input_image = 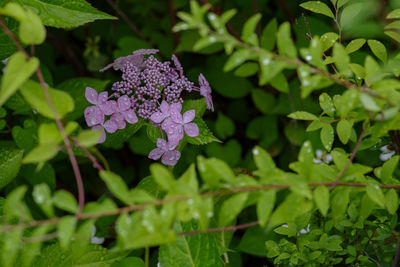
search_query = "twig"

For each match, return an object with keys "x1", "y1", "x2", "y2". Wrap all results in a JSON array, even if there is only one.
[
  {"x1": 22, "y1": 232, "x2": 58, "y2": 243},
  {"x1": 251, "y1": 0, "x2": 261, "y2": 41},
  {"x1": 3, "y1": 181, "x2": 400, "y2": 233},
  {"x1": 330, "y1": 124, "x2": 367, "y2": 189},
  {"x1": 168, "y1": 0, "x2": 179, "y2": 49},
  {"x1": 278, "y1": 0, "x2": 295, "y2": 24},
  {"x1": 105, "y1": 0, "x2": 152, "y2": 47},
  {"x1": 393, "y1": 238, "x2": 400, "y2": 267},
  {"x1": 179, "y1": 221, "x2": 259, "y2": 236},
  {"x1": 72, "y1": 138, "x2": 104, "y2": 171},
  {"x1": 0, "y1": 16, "x2": 86, "y2": 217}
]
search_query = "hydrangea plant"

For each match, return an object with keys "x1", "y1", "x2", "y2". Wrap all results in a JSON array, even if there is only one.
[{"x1": 84, "y1": 49, "x2": 213, "y2": 165}]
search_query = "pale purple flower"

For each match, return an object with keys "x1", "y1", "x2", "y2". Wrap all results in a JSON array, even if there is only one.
[
  {"x1": 172, "y1": 54, "x2": 183, "y2": 77},
  {"x1": 150, "y1": 100, "x2": 170, "y2": 123},
  {"x1": 163, "y1": 102, "x2": 199, "y2": 141},
  {"x1": 99, "y1": 54, "x2": 144, "y2": 72},
  {"x1": 85, "y1": 87, "x2": 117, "y2": 116},
  {"x1": 84, "y1": 106, "x2": 105, "y2": 127},
  {"x1": 148, "y1": 138, "x2": 181, "y2": 166},
  {"x1": 199, "y1": 73, "x2": 214, "y2": 112},
  {"x1": 133, "y1": 49, "x2": 159, "y2": 55}
]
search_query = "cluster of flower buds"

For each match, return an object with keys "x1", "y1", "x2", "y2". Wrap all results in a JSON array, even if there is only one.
[{"x1": 84, "y1": 49, "x2": 214, "y2": 165}]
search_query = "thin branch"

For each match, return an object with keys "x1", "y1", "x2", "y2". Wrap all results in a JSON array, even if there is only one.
[
  {"x1": 179, "y1": 221, "x2": 259, "y2": 236},
  {"x1": 0, "y1": 16, "x2": 86, "y2": 217},
  {"x1": 330, "y1": 124, "x2": 367, "y2": 189},
  {"x1": 3, "y1": 181, "x2": 400, "y2": 233},
  {"x1": 72, "y1": 138, "x2": 104, "y2": 171},
  {"x1": 22, "y1": 232, "x2": 58, "y2": 243},
  {"x1": 105, "y1": 0, "x2": 152, "y2": 47},
  {"x1": 278, "y1": 0, "x2": 295, "y2": 24},
  {"x1": 251, "y1": 0, "x2": 261, "y2": 41},
  {"x1": 168, "y1": 0, "x2": 179, "y2": 49},
  {"x1": 393, "y1": 237, "x2": 400, "y2": 267}
]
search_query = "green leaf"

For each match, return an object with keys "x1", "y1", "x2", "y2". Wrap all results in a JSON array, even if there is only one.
[
  {"x1": 345, "y1": 39, "x2": 366, "y2": 54},
  {"x1": 0, "y1": 17, "x2": 18, "y2": 60},
  {"x1": 32, "y1": 242, "x2": 128, "y2": 266},
  {"x1": 385, "y1": 189, "x2": 398, "y2": 215},
  {"x1": 321, "y1": 124, "x2": 334, "y2": 151},
  {"x1": 288, "y1": 111, "x2": 318, "y2": 120},
  {"x1": 337, "y1": 0, "x2": 351, "y2": 8},
  {"x1": 1, "y1": 228, "x2": 22, "y2": 267},
  {"x1": 182, "y1": 98, "x2": 207, "y2": 118},
  {"x1": 242, "y1": 13, "x2": 261, "y2": 46},
  {"x1": 215, "y1": 112, "x2": 235, "y2": 139},
  {"x1": 360, "y1": 93, "x2": 380, "y2": 111},
  {"x1": 219, "y1": 192, "x2": 248, "y2": 226},
  {"x1": 300, "y1": 1, "x2": 335, "y2": 18},
  {"x1": 187, "y1": 117, "x2": 220, "y2": 145},
  {"x1": 385, "y1": 20, "x2": 400, "y2": 30},
  {"x1": 331, "y1": 188, "x2": 350, "y2": 219},
  {"x1": 313, "y1": 186, "x2": 329, "y2": 216},
  {"x1": 366, "y1": 182, "x2": 385, "y2": 208},
  {"x1": 111, "y1": 257, "x2": 145, "y2": 267},
  {"x1": 257, "y1": 190, "x2": 276, "y2": 227},
  {"x1": 381, "y1": 155, "x2": 399, "y2": 182},
  {"x1": 277, "y1": 22, "x2": 297, "y2": 59},
  {"x1": 158, "y1": 221, "x2": 223, "y2": 267},
  {"x1": 223, "y1": 49, "x2": 252, "y2": 72},
  {"x1": 58, "y1": 215, "x2": 76, "y2": 249},
  {"x1": 234, "y1": 62, "x2": 259, "y2": 77},
  {"x1": 333, "y1": 43, "x2": 352, "y2": 77},
  {"x1": 270, "y1": 73, "x2": 289, "y2": 93},
  {"x1": 32, "y1": 183, "x2": 54, "y2": 217},
  {"x1": 0, "y1": 3, "x2": 46, "y2": 44},
  {"x1": 385, "y1": 30, "x2": 400, "y2": 43},
  {"x1": 22, "y1": 143, "x2": 59, "y2": 164},
  {"x1": 251, "y1": 89, "x2": 276, "y2": 115},
  {"x1": 0, "y1": 147, "x2": 23, "y2": 189},
  {"x1": 387, "y1": 8, "x2": 400, "y2": 19},
  {"x1": 321, "y1": 32, "x2": 339, "y2": 51},
  {"x1": 319, "y1": 93, "x2": 335, "y2": 117},
  {"x1": 258, "y1": 54, "x2": 287, "y2": 85},
  {"x1": 20, "y1": 80, "x2": 74, "y2": 119},
  {"x1": 365, "y1": 56, "x2": 381, "y2": 86},
  {"x1": 4, "y1": 185, "x2": 29, "y2": 222},
  {"x1": 100, "y1": 170, "x2": 132, "y2": 204},
  {"x1": 367, "y1": 39, "x2": 387, "y2": 62},
  {"x1": 53, "y1": 189, "x2": 78, "y2": 213},
  {"x1": 252, "y1": 146, "x2": 276, "y2": 173},
  {"x1": 0, "y1": 52, "x2": 39, "y2": 106},
  {"x1": 150, "y1": 163, "x2": 176, "y2": 191},
  {"x1": 15, "y1": 0, "x2": 116, "y2": 28},
  {"x1": 76, "y1": 129, "x2": 102, "y2": 147},
  {"x1": 336, "y1": 120, "x2": 351, "y2": 144},
  {"x1": 261, "y1": 18, "x2": 277, "y2": 50},
  {"x1": 197, "y1": 156, "x2": 236, "y2": 187}
]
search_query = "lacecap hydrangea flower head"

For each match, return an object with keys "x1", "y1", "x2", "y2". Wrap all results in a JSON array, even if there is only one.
[{"x1": 84, "y1": 49, "x2": 214, "y2": 166}]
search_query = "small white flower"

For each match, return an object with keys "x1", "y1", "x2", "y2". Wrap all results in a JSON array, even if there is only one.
[
  {"x1": 313, "y1": 149, "x2": 332, "y2": 164},
  {"x1": 379, "y1": 145, "x2": 395, "y2": 161},
  {"x1": 90, "y1": 225, "x2": 105, "y2": 245}
]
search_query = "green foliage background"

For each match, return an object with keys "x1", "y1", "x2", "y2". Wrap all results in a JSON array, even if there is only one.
[{"x1": 2, "y1": 0, "x2": 400, "y2": 266}]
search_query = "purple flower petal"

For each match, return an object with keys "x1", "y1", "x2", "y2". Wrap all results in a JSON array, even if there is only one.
[
  {"x1": 171, "y1": 111, "x2": 183, "y2": 124},
  {"x1": 184, "y1": 123, "x2": 199, "y2": 137},
  {"x1": 100, "y1": 100, "x2": 117, "y2": 116},
  {"x1": 84, "y1": 106, "x2": 104, "y2": 127},
  {"x1": 148, "y1": 148, "x2": 164, "y2": 160},
  {"x1": 133, "y1": 49, "x2": 159, "y2": 55},
  {"x1": 167, "y1": 139, "x2": 179, "y2": 150},
  {"x1": 156, "y1": 138, "x2": 168, "y2": 151},
  {"x1": 161, "y1": 150, "x2": 181, "y2": 166},
  {"x1": 183, "y1": 110, "x2": 195, "y2": 124},
  {"x1": 162, "y1": 118, "x2": 181, "y2": 135},
  {"x1": 160, "y1": 100, "x2": 169, "y2": 114},
  {"x1": 169, "y1": 102, "x2": 182, "y2": 115},
  {"x1": 98, "y1": 92, "x2": 109, "y2": 104},
  {"x1": 124, "y1": 109, "x2": 138, "y2": 124},
  {"x1": 150, "y1": 111, "x2": 166, "y2": 124},
  {"x1": 85, "y1": 87, "x2": 98, "y2": 105},
  {"x1": 172, "y1": 54, "x2": 183, "y2": 77},
  {"x1": 168, "y1": 127, "x2": 184, "y2": 142},
  {"x1": 104, "y1": 119, "x2": 118, "y2": 133},
  {"x1": 92, "y1": 125, "x2": 106, "y2": 144},
  {"x1": 111, "y1": 113, "x2": 126, "y2": 130},
  {"x1": 118, "y1": 95, "x2": 131, "y2": 111}
]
